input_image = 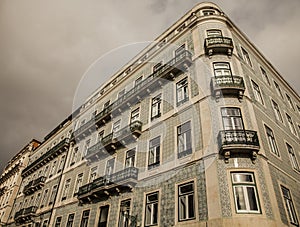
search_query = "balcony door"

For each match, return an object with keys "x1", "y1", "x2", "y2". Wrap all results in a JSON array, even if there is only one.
[
  {"x1": 213, "y1": 62, "x2": 232, "y2": 77},
  {"x1": 98, "y1": 205, "x2": 109, "y2": 227},
  {"x1": 221, "y1": 107, "x2": 244, "y2": 130},
  {"x1": 105, "y1": 158, "x2": 115, "y2": 176}
]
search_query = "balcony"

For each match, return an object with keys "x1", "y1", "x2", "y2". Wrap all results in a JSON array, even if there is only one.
[
  {"x1": 211, "y1": 76, "x2": 245, "y2": 101},
  {"x1": 218, "y1": 130, "x2": 260, "y2": 163},
  {"x1": 14, "y1": 206, "x2": 37, "y2": 224},
  {"x1": 23, "y1": 176, "x2": 46, "y2": 195},
  {"x1": 78, "y1": 167, "x2": 138, "y2": 204},
  {"x1": 22, "y1": 138, "x2": 70, "y2": 177},
  {"x1": 111, "y1": 50, "x2": 192, "y2": 115},
  {"x1": 204, "y1": 37, "x2": 234, "y2": 56},
  {"x1": 72, "y1": 106, "x2": 112, "y2": 142},
  {"x1": 71, "y1": 51, "x2": 192, "y2": 143},
  {"x1": 85, "y1": 121, "x2": 142, "y2": 162}
]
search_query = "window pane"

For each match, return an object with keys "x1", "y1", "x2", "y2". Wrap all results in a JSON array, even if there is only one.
[
  {"x1": 247, "y1": 187, "x2": 258, "y2": 211},
  {"x1": 234, "y1": 186, "x2": 246, "y2": 210}
]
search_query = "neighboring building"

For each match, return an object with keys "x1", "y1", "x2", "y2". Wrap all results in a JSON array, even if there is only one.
[
  {"x1": 0, "y1": 139, "x2": 40, "y2": 226},
  {"x1": 2, "y1": 2, "x2": 300, "y2": 227}
]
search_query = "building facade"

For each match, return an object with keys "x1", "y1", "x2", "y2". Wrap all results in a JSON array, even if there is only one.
[
  {"x1": 2, "y1": 2, "x2": 300, "y2": 227},
  {"x1": 0, "y1": 140, "x2": 40, "y2": 226}
]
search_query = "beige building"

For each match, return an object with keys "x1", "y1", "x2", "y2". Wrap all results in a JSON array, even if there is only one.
[
  {"x1": 2, "y1": 2, "x2": 300, "y2": 227},
  {"x1": 0, "y1": 139, "x2": 40, "y2": 226}
]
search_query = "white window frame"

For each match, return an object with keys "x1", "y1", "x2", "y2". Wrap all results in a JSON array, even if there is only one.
[
  {"x1": 251, "y1": 80, "x2": 264, "y2": 105},
  {"x1": 286, "y1": 143, "x2": 300, "y2": 172},
  {"x1": 145, "y1": 191, "x2": 159, "y2": 226},
  {"x1": 178, "y1": 181, "x2": 195, "y2": 221},
  {"x1": 265, "y1": 125, "x2": 280, "y2": 157},
  {"x1": 281, "y1": 186, "x2": 299, "y2": 226},
  {"x1": 231, "y1": 172, "x2": 260, "y2": 214},
  {"x1": 272, "y1": 100, "x2": 283, "y2": 123},
  {"x1": 176, "y1": 78, "x2": 189, "y2": 106}
]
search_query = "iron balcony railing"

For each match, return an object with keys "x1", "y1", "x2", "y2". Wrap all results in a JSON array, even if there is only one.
[
  {"x1": 14, "y1": 206, "x2": 37, "y2": 223},
  {"x1": 218, "y1": 130, "x2": 260, "y2": 148},
  {"x1": 78, "y1": 167, "x2": 138, "y2": 197},
  {"x1": 211, "y1": 75, "x2": 245, "y2": 100},
  {"x1": 86, "y1": 121, "x2": 142, "y2": 160},
  {"x1": 22, "y1": 138, "x2": 70, "y2": 177},
  {"x1": 23, "y1": 176, "x2": 46, "y2": 195},
  {"x1": 72, "y1": 50, "x2": 192, "y2": 142},
  {"x1": 212, "y1": 75, "x2": 245, "y2": 89},
  {"x1": 204, "y1": 37, "x2": 234, "y2": 56}
]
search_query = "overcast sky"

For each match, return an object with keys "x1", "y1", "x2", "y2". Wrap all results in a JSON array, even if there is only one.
[{"x1": 0, "y1": 0, "x2": 299, "y2": 172}]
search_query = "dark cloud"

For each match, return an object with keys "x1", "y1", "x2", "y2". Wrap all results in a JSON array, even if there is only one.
[{"x1": 0, "y1": 0, "x2": 299, "y2": 172}]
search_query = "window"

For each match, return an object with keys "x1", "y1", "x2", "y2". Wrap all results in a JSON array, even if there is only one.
[
  {"x1": 213, "y1": 62, "x2": 231, "y2": 76},
  {"x1": 66, "y1": 213, "x2": 75, "y2": 227},
  {"x1": 103, "y1": 100, "x2": 110, "y2": 109},
  {"x1": 42, "y1": 220, "x2": 48, "y2": 227},
  {"x1": 281, "y1": 186, "x2": 299, "y2": 226},
  {"x1": 113, "y1": 120, "x2": 121, "y2": 133},
  {"x1": 57, "y1": 155, "x2": 65, "y2": 173},
  {"x1": 175, "y1": 44, "x2": 186, "y2": 56},
  {"x1": 178, "y1": 182, "x2": 195, "y2": 221},
  {"x1": 151, "y1": 94, "x2": 161, "y2": 120},
  {"x1": 131, "y1": 108, "x2": 140, "y2": 122},
  {"x1": 74, "y1": 173, "x2": 83, "y2": 195},
  {"x1": 153, "y1": 62, "x2": 162, "y2": 72},
  {"x1": 265, "y1": 125, "x2": 280, "y2": 156},
  {"x1": 286, "y1": 94, "x2": 295, "y2": 110},
  {"x1": 48, "y1": 185, "x2": 58, "y2": 205},
  {"x1": 80, "y1": 210, "x2": 90, "y2": 227},
  {"x1": 98, "y1": 205, "x2": 109, "y2": 227},
  {"x1": 35, "y1": 193, "x2": 41, "y2": 207},
  {"x1": 274, "y1": 81, "x2": 284, "y2": 99},
  {"x1": 207, "y1": 29, "x2": 222, "y2": 37},
  {"x1": 231, "y1": 172, "x2": 260, "y2": 213},
  {"x1": 49, "y1": 161, "x2": 57, "y2": 177},
  {"x1": 80, "y1": 119, "x2": 86, "y2": 126},
  {"x1": 177, "y1": 121, "x2": 192, "y2": 158},
  {"x1": 83, "y1": 139, "x2": 91, "y2": 158},
  {"x1": 92, "y1": 109, "x2": 98, "y2": 117},
  {"x1": 176, "y1": 78, "x2": 189, "y2": 106},
  {"x1": 202, "y1": 10, "x2": 215, "y2": 16},
  {"x1": 40, "y1": 189, "x2": 49, "y2": 208},
  {"x1": 90, "y1": 166, "x2": 98, "y2": 182},
  {"x1": 125, "y1": 149, "x2": 136, "y2": 168},
  {"x1": 241, "y1": 47, "x2": 252, "y2": 67},
  {"x1": 106, "y1": 158, "x2": 115, "y2": 175},
  {"x1": 55, "y1": 216, "x2": 62, "y2": 227},
  {"x1": 44, "y1": 165, "x2": 49, "y2": 177},
  {"x1": 286, "y1": 113, "x2": 297, "y2": 135},
  {"x1": 260, "y1": 67, "x2": 270, "y2": 85},
  {"x1": 286, "y1": 144, "x2": 300, "y2": 171},
  {"x1": 145, "y1": 192, "x2": 159, "y2": 226},
  {"x1": 61, "y1": 179, "x2": 71, "y2": 201},
  {"x1": 98, "y1": 130, "x2": 104, "y2": 142},
  {"x1": 221, "y1": 108, "x2": 244, "y2": 130},
  {"x1": 118, "y1": 89, "x2": 126, "y2": 99},
  {"x1": 135, "y1": 76, "x2": 143, "y2": 87},
  {"x1": 118, "y1": 199, "x2": 131, "y2": 227},
  {"x1": 148, "y1": 137, "x2": 160, "y2": 169},
  {"x1": 70, "y1": 147, "x2": 78, "y2": 166},
  {"x1": 272, "y1": 100, "x2": 283, "y2": 122},
  {"x1": 252, "y1": 80, "x2": 264, "y2": 104}
]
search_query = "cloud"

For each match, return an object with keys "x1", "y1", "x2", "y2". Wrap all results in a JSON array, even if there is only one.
[{"x1": 0, "y1": 0, "x2": 299, "y2": 172}]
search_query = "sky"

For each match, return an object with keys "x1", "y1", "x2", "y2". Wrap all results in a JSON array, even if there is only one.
[{"x1": 0, "y1": 0, "x2": 299, "y2": 172}]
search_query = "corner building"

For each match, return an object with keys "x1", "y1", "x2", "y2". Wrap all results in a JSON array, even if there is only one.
[
  {"x1": 6, "y1": 2, "x2": 300, "y2": 227},
  {"x1": 0, "y1": 140, "x2": 40, "y2": 226}
]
